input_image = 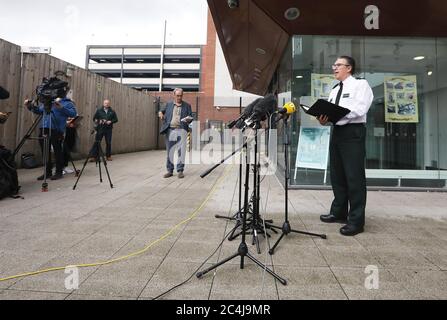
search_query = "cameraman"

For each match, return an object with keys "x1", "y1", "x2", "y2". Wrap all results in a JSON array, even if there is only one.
[
  {"x1": 24, "y1": 95, "x2": 77, "y2": 180},
  {"x1": 1, "y1": 86, "x2": 20, "y2": 200},
  {"x1": 89, "y1": 99, "x2": 118, "y2": 162}
]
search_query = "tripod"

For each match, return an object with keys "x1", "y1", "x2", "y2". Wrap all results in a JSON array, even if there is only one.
[
  {"x1": 269, "y1": 115, "x2": 326, "y2": 255},
  {"x1": 14, "y1": 107, "x2": 53, "y2": 192},
  {"x1": 225, "y1": 132, "x2": 277, "y2": 253},
  {"x1": 214, "y1": 135, "x2": 244, "y2": 240},
  {"x1": 196, "y1": 128, "x2": 287, "y2": 285},
  {"x1": 215, "y1": 100, "x2": 245, "y2": 229},
  {"x1": 73, "y1": 126, "x2": 113, "y2": 190}
]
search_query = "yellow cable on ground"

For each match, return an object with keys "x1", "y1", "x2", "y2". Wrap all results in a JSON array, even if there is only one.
[{"x1": 0, "y1": 165, "x2": 233, "y2": 282}]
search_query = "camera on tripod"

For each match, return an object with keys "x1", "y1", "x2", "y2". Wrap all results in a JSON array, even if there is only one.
[
  {"x1": 91, "y1": 119, "x2": 107, "y2": 135},
  {"x1": 35, "y1": 76, "x2": 69, "y2": 111}
]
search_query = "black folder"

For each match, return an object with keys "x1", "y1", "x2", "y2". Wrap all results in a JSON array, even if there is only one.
[
  {"x1": 67, "y1": 115, "x2": 83, "y2": 127},
  {"x1": 300, "y1": 99, "x2": 350, "y2": 124}
]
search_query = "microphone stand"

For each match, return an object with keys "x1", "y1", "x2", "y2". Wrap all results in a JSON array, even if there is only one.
[
  {"x1": 196, "y1": 127, "x2": 287, "y2": 285},
  {"x1": 269, "y1": 114, "x2": 327, "y2": 255},
  {"x1": 225, "y1": 129, "x2": 277, "y2": 252},
  {"x1": 213, "y1": 134, "x2": 245, "y2": 240},
  {"x1": 214, "y1": 100, "x2": 252, "y2": 238}
]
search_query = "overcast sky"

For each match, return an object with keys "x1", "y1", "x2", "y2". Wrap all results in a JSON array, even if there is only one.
[{"x1": 0, "y1": 0, "x2": 209, "y2": 67}]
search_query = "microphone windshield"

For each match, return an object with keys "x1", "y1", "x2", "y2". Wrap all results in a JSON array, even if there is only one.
[
  {"x1": 278, "y1": 102, "x2": 296, "y2": 114},
  {"x1": 252, "y1": 94, "x2": 277, "y2": 120},
  {"x1": 242, "y1": 97, "x2": 262, "y2": 118}
]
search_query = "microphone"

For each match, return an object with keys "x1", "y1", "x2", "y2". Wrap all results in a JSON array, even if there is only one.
[
  {"x1": 277, "y1": 102, "x2": 297, "y2": 115},
  {"x1": 227, "y1": 97, "x2": 262, "y2": 129},
  {"x1": 250, "y1": 94, "x2": 277, "y2": 121},
  {"x1": 241, "y1": 94, "x2": 277, "y2": 129},
  {"x1": 227, "y1": 119, "x2": 238, "y2": 129}
]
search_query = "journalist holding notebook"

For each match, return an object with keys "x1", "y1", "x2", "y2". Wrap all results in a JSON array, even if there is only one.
[{"x1": 317, "y1": 56, "x2": 374, "y2": 236}]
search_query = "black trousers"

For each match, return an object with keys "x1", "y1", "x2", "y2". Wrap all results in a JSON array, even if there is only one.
[
  {"x1": 38, "y1": 128, "x2": 64, "y2": 175},
  {"x1": 90, "y1": 128, "x2": 113, "y2": 158},
  {"x1": 63, "y1": 127, "x2": 76, "y2": 167},
  {"x1": 329, "y1": 124, "x2": 367, "y2": 227}
]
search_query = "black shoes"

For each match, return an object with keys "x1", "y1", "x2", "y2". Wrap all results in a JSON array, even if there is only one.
[
  {"x1": 340, "y1": 224, "x2": 364, "y2": 236},
  {"x1": 320, "y1": 214, "x2": 348, "y2": 224},
  {"x1": 50, "y1": 173, "x2": 63, "y2": 180},
  {"x1": 37, "y1": 174, "x2": 52, "y2": 181},
  {"x1": 178, "y1": 172, "x2": 184, "y2": 179},
  {"x1": 37, "y1": 173, "x2": 63, "y2": 180},
  {"x1": 320, "y1": 214, "x2": 364, "y2": 236}
]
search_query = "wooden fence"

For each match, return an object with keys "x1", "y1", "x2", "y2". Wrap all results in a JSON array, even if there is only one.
[{"x1": 0, "y1": 38, "x2": 159, "y2": 164}]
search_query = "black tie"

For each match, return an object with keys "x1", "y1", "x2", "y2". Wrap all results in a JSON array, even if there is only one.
[{"x1": 335, "y1": 82, "x2": 343, "y2": 105}]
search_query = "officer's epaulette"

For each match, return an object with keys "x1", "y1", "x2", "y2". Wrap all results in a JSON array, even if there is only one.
[
  {"x1": 356, "y1": 77, "x2": 365, "y2": 80},
  {"x1": 332, "y1": 83, "x2": 340, "y2": 89}
]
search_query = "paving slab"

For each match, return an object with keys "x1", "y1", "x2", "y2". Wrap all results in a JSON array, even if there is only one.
[{"x1": 0, "y1": 150, "x2": 446, "y2": 300}]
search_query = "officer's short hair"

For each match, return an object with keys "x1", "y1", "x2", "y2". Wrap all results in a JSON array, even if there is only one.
[{"x1": 338, "y1": 56, "x2": 356, "y2": 75}]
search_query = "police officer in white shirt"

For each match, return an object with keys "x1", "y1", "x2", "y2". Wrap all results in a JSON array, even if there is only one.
[{"x1": 318, "y1": 56, "x2": 374, "y2": 236}]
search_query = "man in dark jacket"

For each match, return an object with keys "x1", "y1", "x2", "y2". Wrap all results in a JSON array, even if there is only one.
[
  {"x1": 158, "y1": 88, "x2": 193, "y2": 179},
  {"x1": 25, "y1": 97, "x2": 77, "y2": 180},
  {"x1": 89, "y1": 99, "x2": 118, "y2": 162}
]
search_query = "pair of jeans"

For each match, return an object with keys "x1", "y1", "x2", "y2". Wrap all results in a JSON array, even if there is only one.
[{"x1": 165, "y1": 128, "x2": 187, "y2": 173}]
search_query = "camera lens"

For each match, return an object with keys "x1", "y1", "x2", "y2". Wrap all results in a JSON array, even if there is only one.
[{"x1": 228, "y1": 0, "x2": 239, "y2": 9}]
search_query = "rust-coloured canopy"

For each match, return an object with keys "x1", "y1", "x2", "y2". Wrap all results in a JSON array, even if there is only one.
[{"x1": 208, "y1": 0, "x2": 447, "y2": 95}]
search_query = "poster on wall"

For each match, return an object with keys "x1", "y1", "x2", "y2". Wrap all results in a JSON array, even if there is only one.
[
  {"x1": 384, "y1": 75, "x2": 419, "y2": 123},
  {"x1": 295, "y1": 127, "x2": 331, "y2": 170},
  {"x1": 311, "y1": 74, "x2": 336, "y2": 102}
]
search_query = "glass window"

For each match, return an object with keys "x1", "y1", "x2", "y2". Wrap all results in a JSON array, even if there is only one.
[
  {"x1": 363, "y1": 38, "x2": 439, "y2": 187},
  {"x1": 435, "y1": 39, "x2": 447, "y2": 183},
  {"x1": 283, "y1": 35, "x2": 447, "y2": 189}
]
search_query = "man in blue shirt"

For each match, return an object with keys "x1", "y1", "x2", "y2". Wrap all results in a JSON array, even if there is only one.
[{"x1": 25, "y1": 97, "x2": 77, "y2": 180}]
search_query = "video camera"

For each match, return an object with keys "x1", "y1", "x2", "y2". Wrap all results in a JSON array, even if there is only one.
[
  {"x1": 35, "y1": 76, "x2": 69, "y2": 109},
  {"x1": 91, "y1": 119, "x2": 107, "y2": 135}
]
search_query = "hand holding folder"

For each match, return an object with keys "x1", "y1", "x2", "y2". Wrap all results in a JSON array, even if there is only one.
[
  {"x1": 300, "y1": 99, "x2": 350, "y2": 124},
  {"x1": 67, "y1": 115, "x2": 83, "y2": 128}
]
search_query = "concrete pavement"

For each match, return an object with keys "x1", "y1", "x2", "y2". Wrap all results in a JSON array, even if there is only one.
[{"x1": 0, "y1": 150, "x2": 446, "y2": 300}]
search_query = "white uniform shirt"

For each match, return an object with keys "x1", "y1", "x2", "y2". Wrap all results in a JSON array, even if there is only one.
[{"x1": 328, "y1": 75, "x2": 374, "y2": 126}]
